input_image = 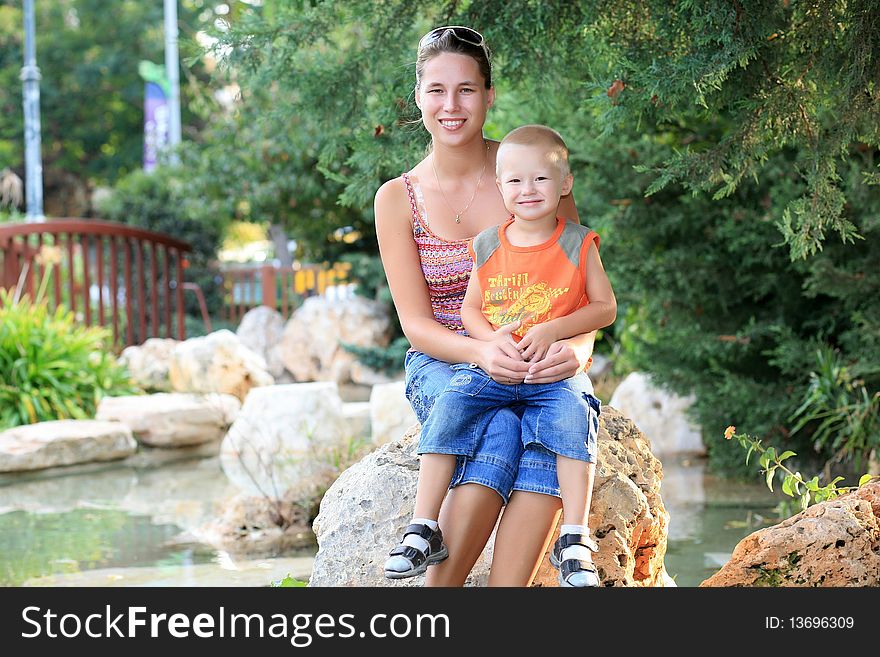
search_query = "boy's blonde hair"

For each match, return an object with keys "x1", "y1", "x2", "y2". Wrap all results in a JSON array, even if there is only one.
[{"x1": 497, "y1": 124, "x2": 570, "y2": 177}]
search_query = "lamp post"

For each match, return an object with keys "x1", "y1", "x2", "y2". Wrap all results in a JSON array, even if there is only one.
[{"x1": 20, "y1": 0, "x2": 44, "y2": 221}]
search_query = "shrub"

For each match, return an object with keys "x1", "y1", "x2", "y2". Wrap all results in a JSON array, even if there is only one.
[{"x1": 0, "y1": 288, "x2": 136, "y2": 430}]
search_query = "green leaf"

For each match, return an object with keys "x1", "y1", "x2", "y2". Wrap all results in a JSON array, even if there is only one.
[
  {"x1": 859, "y1": 474, "x2": 874, "y2": 487},
  {"x1": 271, "y1": 574, "x2": 307, "y2": 587},
  {"x1": 765, "y1": 467, "x2": 775, "y2": 493},
  {"x1": 782, "y1": 474, "x2": 793, "y2": 497},
  {"x1": 800, "y1": 493, "x2": 810, "y2": 511},
  {"x1": 778, "y1": 450, "x2": 796, "y2": 462},
  {"x1": 805, "y1": 476, "x2": 820, "y2": 492},
  {"x1": 745, "y1": 445, "x2": 756, "y2": 466}
]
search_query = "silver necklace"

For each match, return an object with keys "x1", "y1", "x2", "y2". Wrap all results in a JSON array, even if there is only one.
[{"x1": 431, "y1": 140, "x2": 489, "y2": 224}]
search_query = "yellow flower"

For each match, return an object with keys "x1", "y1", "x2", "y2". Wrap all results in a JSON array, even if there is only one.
[
  {"x1": 35, "y1": 244, "x2": 63, "y2": 267},
  {"x1": 724, "y1": 425, "x2": 736, "y2": 440}
]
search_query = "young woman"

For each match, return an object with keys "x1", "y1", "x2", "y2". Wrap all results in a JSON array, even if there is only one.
[{"x1": 374, "y1": 26, "x2": 598, "y2": 586}]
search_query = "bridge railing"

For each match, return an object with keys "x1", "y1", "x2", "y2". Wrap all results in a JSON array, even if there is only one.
[{"x1": 0, "y1": 219, "x2": 192, "y2": 348}]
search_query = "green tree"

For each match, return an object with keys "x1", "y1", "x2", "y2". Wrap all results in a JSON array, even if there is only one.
[{"x1": 210, "y1": 1, "x2": 879, "y2": 475}]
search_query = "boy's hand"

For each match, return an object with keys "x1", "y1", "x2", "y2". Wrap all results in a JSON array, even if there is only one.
[
  {"x1": 517, "y1": 322, "x2": 559, "y2": 362},
  {"x1": 491, "y1": 321, "x2": 521, "y2": 350}
]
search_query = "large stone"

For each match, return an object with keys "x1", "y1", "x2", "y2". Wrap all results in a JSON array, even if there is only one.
[
  {"x1": 189, "y1": 493, "x2": 316, "y2": 557},
  {"x1": 370, "y1": 380, "x2": 416, "y2": 446},
  {"x1": 700, "y1": 482, "x2": 880, "y2": 587},
  {"x1": 350, "y1": 361, "x2": 402, "y2": 386},
  {"x1": 118, "y1": 338, "x2": 179, "y2": 391},
  {"x1": 219, "y1": 383, "x2": 351, "y2": 503},
  {"x1": 342, "y1": 402, "x2": 371, "y2": 442},
  {"x1": 278, "y1": 295, "x2": 391, "y2": 385},
  {"x1": 310, "y1": 406, "x2": 672, "y2": 587},
  {"x1": 0, "y1": 420, "x2": 136, "y2": 472},
  {"x1": 235, "y1": 305, "x2": 286, "y2": 378},
  {"x1": 96, "y1": 393, "x2": 241, "y2": 447},
  {"x1": 169, "y1": 329, "x2": 274, "y2": 401},
  {"x1": 609, "y1": 371, "x2": 705, "y2": 457}
]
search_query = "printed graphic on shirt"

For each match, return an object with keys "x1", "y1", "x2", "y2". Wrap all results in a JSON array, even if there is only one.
[{"x1": 484, "y1": 276, "x2": 571, "y2": 337}]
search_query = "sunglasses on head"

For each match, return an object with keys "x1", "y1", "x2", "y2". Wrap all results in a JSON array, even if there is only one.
[{"x1": 418, "y1": 26, "x2": 491, "y2": 61}]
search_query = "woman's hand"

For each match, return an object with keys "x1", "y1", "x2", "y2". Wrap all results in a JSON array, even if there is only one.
[
  {"x1": 475, "y1": 326, "x2": 531, "y2": 383},
  {"x1": 523, "y1": 337, "x2": 592, "y2": 384}
]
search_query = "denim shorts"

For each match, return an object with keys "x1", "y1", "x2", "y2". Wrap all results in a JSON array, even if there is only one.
[
  {"x1": 420, "y1": 362, "x2": 599, "y2": 462},
  {"x1": 404, "y1": 350, "x2": 600, "y2": 503}
]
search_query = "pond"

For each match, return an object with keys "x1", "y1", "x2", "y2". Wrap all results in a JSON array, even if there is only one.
[
  {"x1": 0, "y1": 449, "x2": 314, "y2": 587},
  {"x1": 0, "y1": 447, "x2": 779, "y2": 587},
  {"x1": 661, "y1": 454, "x2": 780, "y2": 586}
]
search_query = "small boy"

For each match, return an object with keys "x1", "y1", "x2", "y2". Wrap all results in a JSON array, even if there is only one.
[{"x1": 384, "y1": 125, "x2": 616, "y2": 586}]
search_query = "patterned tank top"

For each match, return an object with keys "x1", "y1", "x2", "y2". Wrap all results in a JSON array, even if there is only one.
[{"x1": 402, "y1": 172, "x2": 472, "y2": 334}]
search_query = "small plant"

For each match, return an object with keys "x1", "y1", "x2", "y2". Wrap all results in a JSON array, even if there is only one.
[
  {"x1": 0, "y1": 252, "x2": 136, "y2": 430},
  {"x1": 724, "y1": 425, "x2": 875, "y2": 515},
  {"x1": 271, "y1": 574, "x2": 307, "y2": 587},
  {"x1": 789, "y1": 347, "x2": 880, "y2": 472}
]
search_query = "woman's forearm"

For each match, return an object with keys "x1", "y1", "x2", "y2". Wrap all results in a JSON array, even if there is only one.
[{"x1": 401, "y1": 315, "x2": 483, "y2": 364}]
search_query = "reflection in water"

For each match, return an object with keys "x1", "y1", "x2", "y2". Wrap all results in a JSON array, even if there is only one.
[
  {"x1": 660, "y1": 454, "x2": 779, "y2": 586},
  {"x1": 2, "y1": 450, "x2": 782, "y2": 587},
  {"x1": 0, "y1": 455, "x2": 314, "y2": 586}
]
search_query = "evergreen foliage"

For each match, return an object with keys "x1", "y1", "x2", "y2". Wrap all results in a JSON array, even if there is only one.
[{"x1": 212, "y1": 1, "x2": 879, "y2": 476}]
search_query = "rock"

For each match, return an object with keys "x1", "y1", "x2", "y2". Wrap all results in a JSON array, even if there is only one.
[
  {"x1": 343, "y1": 402, "x2": 371, "y2": 441},
  {"x1": 350, "y1": 361, "x2": 402, "y2": 386},
  {"x1": 370, "y1": 381, "x2": 417, "y2": 446},
  {"x1": 169, "y1": 329, "x2": 274, "y2": 401},
  {"x1": 588, "y1": 353, "x2": 613, "y2": 381},
  {"x1": 0, "y1": 420, "x2": 136, "y2": 472},
  {"x1": 188, "y1": 493, "x2": 316, "y2": 557},
  {"x1": 278, "y1": 295, "x2": 391, "y2": 385},
  {"x1": 609, "y1": 371, "x2": 705, "y2": 457},
  {"x1": 235, "y1": 305, "x2": 287, "y2": 378},
  {"x1": 532, "y1": 407, "x2": 670, "y2": 587},
  {"x1": 96, "y1": 393, "x2": 240, "y2": 447},
  {"x1": 309, "y1": 407, "x2": 672, "y2": 587},
  {"x1": 118, "y1": 338, "x2": 179, "y2": 391},
  {"x1": 219, "y1": 383, "x2": 351, "y2": 503},
  {"x1": 700, "y1": 482, "x2": 880, "y2": 587}
]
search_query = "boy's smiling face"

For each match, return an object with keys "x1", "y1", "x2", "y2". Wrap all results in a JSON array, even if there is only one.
[{"x1": 495, "y1": 143, "x2": 573, "y2": 222}]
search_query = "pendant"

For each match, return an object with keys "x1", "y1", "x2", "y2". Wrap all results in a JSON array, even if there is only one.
[{"x1": 455, "y1": 214, "x2": 461, "y2": 224}]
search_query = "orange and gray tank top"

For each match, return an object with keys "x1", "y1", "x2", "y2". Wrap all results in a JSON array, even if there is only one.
[
  {"x1": 468, "y1": 217, "x2": 600, "y2": 340},
  {"x1": 402, "y1": 172, "x2": 472, "y2": 334}
]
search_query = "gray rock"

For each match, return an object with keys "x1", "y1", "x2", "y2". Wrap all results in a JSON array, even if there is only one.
[
  {"x1": 0, "y1": 420, "x2": 136, "y2": 472},
  {"x1": 118, "y1": 338, "x2": 179, "y2": 391},
  {"x1": 278, "y1": 295, "x2": 391, "y2": 384},
  {"x1": 311, "y1": 407, "x2": 672, "y2": 587},
  {"x1": 370, "y1": 381, "x2": 416, "y2": 446},
  {"x1": 235, "y1": 305, "x2": 287, "y2": 378},
  {"x1": 609, "y1": 372, "x2": 705, "y2": 457},
  {"x1": 219, "y1": 382, "x2": 350, "y2": 503},
  {"x1": 97, "y1": 393, "x2": 240, "y2": 447},
  {"x1": 169, "y1": 329, "x2": 274, "y2": 401}
]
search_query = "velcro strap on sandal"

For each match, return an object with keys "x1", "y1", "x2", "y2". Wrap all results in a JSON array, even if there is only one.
[
  {"x1": 389, "y1": 544, "x2": 427, "y2": 567},
  {"x1": 560, "y1": 558, "x2": 597, "y2": 580},
  {"x1": 403, "y1": 523, "x2": 436, "y2": 540},
  {"x1": 557, "y1": 533, "x2": 598, "y2": 552}
]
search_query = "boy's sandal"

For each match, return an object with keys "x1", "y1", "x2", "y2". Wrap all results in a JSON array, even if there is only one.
[
  {"x1": 550, "y1": 533, "x2": 600, "y2": 588},
  {"x1": 383, "y1": 523, "x2": 449, "y2": 580}
]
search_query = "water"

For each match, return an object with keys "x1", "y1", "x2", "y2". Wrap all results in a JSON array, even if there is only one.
[
  {"x1": 660, "y1": 454, "x2": 779, "y2": 587},
  {"x1": 0, "y1": 447, "x2": 780, "y2": 587},
  {"x1": 0, "y1": 451, "x2": 315, "y2": 587}
]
